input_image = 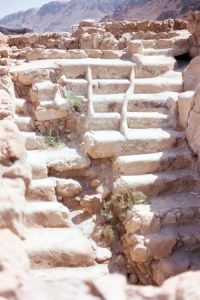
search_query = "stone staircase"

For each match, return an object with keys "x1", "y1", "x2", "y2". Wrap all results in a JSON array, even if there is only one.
[{"x1": 11, "y1": 34, "x2": 200, "y2": 284}]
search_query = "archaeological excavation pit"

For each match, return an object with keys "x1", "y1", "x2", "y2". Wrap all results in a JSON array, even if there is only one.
[{"x1": 1, "y1": 12, "x2": 200, "y2": 299}]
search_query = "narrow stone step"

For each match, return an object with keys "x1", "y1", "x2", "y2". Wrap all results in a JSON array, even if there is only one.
[
  {"x1": 25, "y1": 201, "x2": 70, "y2": 227},
  {"x1": 87, "y1": 112, "x2": 176, "y2": 130},
  {"x1": 93, "y1": 92, "x2": 178, "y2": 114},
  {"x1": 22, "y1": 132, "x2": 47, "y2": 150},
  {"x1": 133, "y1": 54, "x2": 176, "y2": 77},
  {"x1": 27, "y1": 151, "x2": 48, "y2": 180},
  {"x1": 14, "y1": 115, "x2": 33, "y2": 132},
  {"x1": 113, "y1": 148, "x2": 192, "y2": 175},
  {"x1": 27, "y1": 147, "x2": 90, "y2": 174},
  {"x1": 83, "y1": 129, "x2": 185, "y2": 158},
  {"x1": 31, "y1": 265, "x2": 109, "y2": 281},
  {"x1": 25, "y1": 228, "x2": 95, "y2": 268},
  {"x1": 113, "y1": 169, "x2": 200, "y2": 196},
  {"x1": 27, "y1": 177, "x2": 56, "y2": 202}
]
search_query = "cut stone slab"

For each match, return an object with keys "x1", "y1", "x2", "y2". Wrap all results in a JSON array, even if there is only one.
[
  {"x1": 14, "y1": 115, "x2": 33, "y2": 132},
  {"x1": 27, "y1": 178, "x2": 56, "y2": 201},
  {"x1": 22, "y1": 131, "x2": 47, "y2": 150},
  {"x1": 27, "y1": 147, "x2": 90, "y2": 174},
  {"x1": 25, "y1": 201, "x2": 70, "y2": 227},
  {"x1": 113, "y1": 148, "x2": 192, "y2": 175},
  {"x1": 25, "y1": 228, "x2": 96, "y2": 268},
  {"x1": 31, "y1": 264, "x2": 109, "y2": 281}
]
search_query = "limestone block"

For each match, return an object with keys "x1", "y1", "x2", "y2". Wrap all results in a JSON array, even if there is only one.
[
  {"x1": 56, "y1": 179, "x2": 82, "y2": 198},
  {"x1": 17, "y1": 68, "x2": 50, "y2": 86},
  {"x1": 0, "y1": 90, "x2": 14, "y2": 120},
  {"x1": 178, "y1": 91, "x2": 194, "y2": 129},
  {"x1": 80, "y1": 194, "x2": 102, "y2": 214},
  {"x1": 127, "y1": 40, "x2": 143, "y2": 54},
  {"x1": 187, "y1": 110, "x2": 200, "y2": 155},
  {"x1": 30, "y1": 81, "x2": 58, "y2": 103}
]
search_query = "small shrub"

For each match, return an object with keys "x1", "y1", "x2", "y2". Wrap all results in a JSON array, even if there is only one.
[
  {"x1": 101, "y1": 189, "x2": 148, "y2": 247},
  {"x1": 65, "y1": 91, "x2": 83, "y2": 112},
  {"x1": 44, "y1": 130, "x2": 66, "y2": 148}
]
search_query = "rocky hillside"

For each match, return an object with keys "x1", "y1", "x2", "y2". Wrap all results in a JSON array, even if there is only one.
[
  {"x1": 103, "y1": 0, "x2": 200, "y2": 21},
  {"x1": 0, "y1": 0, "x2": 125, "y2": 33},
  {"x1": 0, "y1": 0, "x2": 200, "y2": 33}
]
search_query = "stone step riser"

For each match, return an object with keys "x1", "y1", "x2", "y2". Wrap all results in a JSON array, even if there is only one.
[
  {"x1": 114, "y1": 174, "x2": 200, "y2": 197},
  {"x1": 24, "y1": 134, "x2": 47, "y2": 151},
  {"x1": 87, "y1": 114, "x2": 176, "y2": 131},
  {"x1": 113, "y1": 151, "x2": 192, "y2": 176},
  {"x1": 14, "y1": 118, "x2": 34, "y2": 132},
  {"x1": 65, "y1": 80, "x2": 182, "y2": 96},
  {"x1": 25, "y1": 204, "x2": 69, "y2": 228},
  {"x1": 84, "y1": 132, "x2": 186, "y2": 159},
  {"x1": 27, "y1": 180, "x2": 56, "y2": 202},
  {"x1": 93, "y1": 98, "x2": 177, "y2": 114}
]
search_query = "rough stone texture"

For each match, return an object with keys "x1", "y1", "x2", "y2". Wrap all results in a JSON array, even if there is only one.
[
  {"x1": 178, "y1": 91, "x2": 195, "y2": 129},
  {"x1": 56, "y1": 179, "x2": 82, "y2": 198},
  {"x1": 187, "y1": 11, "x2": 200, "y2": 57},
  {"x1": 183, "y1": 56, "x2": 200, "y2": 90},
  {"x1": 187, "y1": 85, "x2": 200, "y2": 163}
]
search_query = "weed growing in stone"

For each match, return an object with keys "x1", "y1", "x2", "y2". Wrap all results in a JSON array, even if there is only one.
[
  {"x1": 101, "y1": 190, "x2": 147, "y2": 246},
  {"x1": 44, "y1": 130, "x2": 66, "y2": 148},
  {"x1": 65, "y1": 91, "x2": 84, "y2": 112}
]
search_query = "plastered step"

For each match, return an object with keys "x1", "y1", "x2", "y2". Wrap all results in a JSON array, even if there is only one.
[
  {"x1": 93, "y1": 92, "x2": 178, "y2": 114},
  {"x1": 27, "y1": 177, "x2": 57, "y2": 202},
  {"x1": 113, "y1": 148, "x2": 192, "y2": 176},
  {"x1": 25, "y1": 201, "x2": 70, "y2": 228},
  {"x1": 125, "y1": 192, "x2": 200, "y2": 234},
  {"x1": 143, "y1": 47, "x2": 189, "y2": 56},
  {"x1": 83, "y1": 129, "x2": 185, "y2": 158},
  {"x1": 22, "y1": 132, "x2": 47, "y2": 150},
  {"x1": 27, "y1": 147, "x2": 90, "y2": 175},
  {"x1": 14, "y1": 115, "x2": 34, "y2": 132},
  {"x1": 30, "y1": 265, "x2": 109, "y2": 281},
  {"x1": 113, "y1": 169, "x2": 200, "y2": 196},
  {"x1": 87, "y1": 112, "x2": 176, "y2": 131},
  {"x1": 64, "y1": 72, "x2": 182, "y2": 95},
  {"x1": 59, "y1": 58, "x2": 134, "y2": 79},
  {"x1": 133, "y1": 54, "x2": 176, "y2": 78},
  {"x1": 25, "y1": 228, "x2": 95, "y2": 268}
]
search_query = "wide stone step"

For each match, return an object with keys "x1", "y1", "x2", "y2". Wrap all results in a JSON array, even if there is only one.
[
  {"x1": 113, "y1": 169, "x2": 200, "y2": 196},
  {"x1": 25, "y1": 201, "x2": 70, "y2": 227},
  {"x1": 30, "y1": 265, "x2": 109, "y2": 281},
  {"x1": 143, "y1": 47, "x2": 189, "y2": 56},
  {"x1": 124, "y1": 192, "x2": 200, "y2": 235},
  {"x1": 22, "y1": 132, "x2": 47, "y2": 150},
  {"x1": 113, "y1": 148, "x2": 192, "y2": 175},
  {"x1": 27, "y1": 147, "x2": 90, "y2": 175},
  {"x1": 25, "y1": 228, "x2": 95, "y2": 268},
  {"x1": 87, "y1": 112, "x2": 176, "y2": 130},
  {"x1": 14, "y1": 115, "x2": 33, "y2": 132},
  {"x1": 59, "y1": 58, "x2": 134, "y2": 79},
  {"x1": 27, "y1": 178, "x2": 57, "y2": 202},
  {"x1": 83, "y1": 129, "x2": 185, "y2": 158},
  {"x1": 64, "y1": 72, "x2": 182, "y2": 95},
  {"x1": 133, "y1": 54, "x2": 176, "y2": 78},
  {"x1": 93, "y1": 92, "x2": 178, "y2": 113}
]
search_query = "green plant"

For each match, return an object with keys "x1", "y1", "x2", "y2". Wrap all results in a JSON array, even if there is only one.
[
  {"x1": 65, "y1": 91, "x2": 83, "y2": 112},
  {"x1": 101, "y1": 190, "x2": 147, "y2": 247},
  {"x1": 44, "y1": 129, "x2": 65, "y2": 148}
]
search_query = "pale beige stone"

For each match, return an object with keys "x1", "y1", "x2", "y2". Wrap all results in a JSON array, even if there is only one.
[
  {"x1": 56, "y1": 179, "x2": 82, "y2": 198},
  {"x1": 178, "y1": 91, "x2": 195, "y2": 129}
]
